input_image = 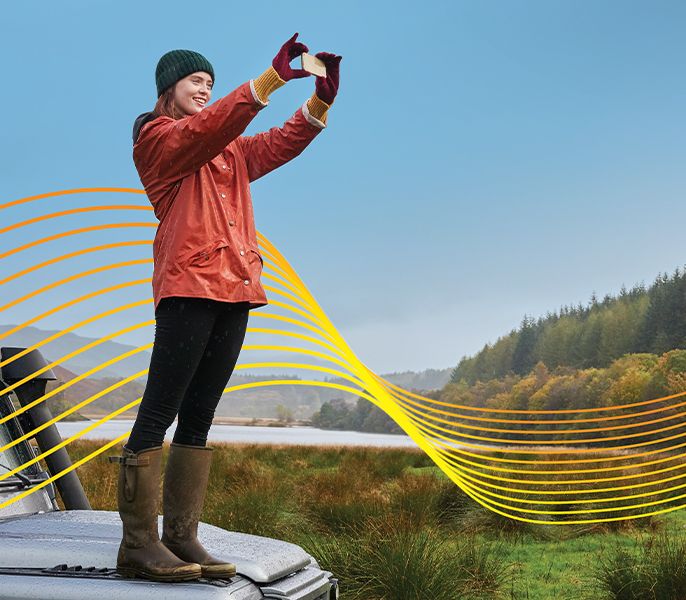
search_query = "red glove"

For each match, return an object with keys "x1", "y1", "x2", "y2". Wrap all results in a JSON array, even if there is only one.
[
  {"x1": 272, "y1": 33, "x2": 311, "y2": 81},
  {"x1": 314, "y1": 52, "x2": 342, "y2": 104}
]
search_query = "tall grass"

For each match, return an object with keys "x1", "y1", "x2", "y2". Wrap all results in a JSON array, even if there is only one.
[
  {"x1": 592, "y1": 534, "x2": 686, "y2": 600},
  {"x1": 64, "y1": 440, "x2": 672, "y2": 537},
  {"x1": 299, "y1": 513, "x2": 511, "y2": 600},
  {"x1": 57, "y1": 439, "x2": 686, "y2": 598}
]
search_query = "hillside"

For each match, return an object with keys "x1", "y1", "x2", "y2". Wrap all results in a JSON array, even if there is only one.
[
  {"x1": 434, "y1": 350, "x2": 686, "y2": 443},
  {"x1": 0, "y1": 324, "x2": 450, "y2": 420},
  {"x1": 451, "y1": 266, "x2": 686, "y2": 385}
]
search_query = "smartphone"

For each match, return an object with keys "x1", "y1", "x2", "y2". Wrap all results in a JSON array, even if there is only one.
[{"x1": 300, "y1": 53, "x2": 327, "y2": 78}]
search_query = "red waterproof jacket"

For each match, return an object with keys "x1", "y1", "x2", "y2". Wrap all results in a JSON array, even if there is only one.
[{"x1": 133, "y1": 80, "x2": 325, "y2": 312}]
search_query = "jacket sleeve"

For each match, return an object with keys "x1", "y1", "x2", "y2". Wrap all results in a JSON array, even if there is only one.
[
  {"x1": 234, "y1": 101, "x2": 326, "y2": 183},
  {"x1": 135, "y1": 81, "x2": 264, "y2": 183}
]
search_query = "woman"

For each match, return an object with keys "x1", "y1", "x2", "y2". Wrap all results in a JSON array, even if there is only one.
[{"x1": 108, "y1": 33, "x2": 341, "y2": 582}]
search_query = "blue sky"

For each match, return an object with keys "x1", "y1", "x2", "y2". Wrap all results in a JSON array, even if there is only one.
[{"x1": 1, "y1": 0, "x2": 685, "y2": 374}]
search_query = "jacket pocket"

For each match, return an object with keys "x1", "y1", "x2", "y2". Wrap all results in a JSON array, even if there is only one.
[
  {"x1": 177, "y1": 238, "x2": 230, "y2": 271},
  {"x1": 248, "y1": 248, "x2": 264, "y2": 267}
]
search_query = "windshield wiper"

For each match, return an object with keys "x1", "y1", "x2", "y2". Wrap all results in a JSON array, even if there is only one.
[{"x1": 0, "y1": 461, "x2": 33, "y2": 489}]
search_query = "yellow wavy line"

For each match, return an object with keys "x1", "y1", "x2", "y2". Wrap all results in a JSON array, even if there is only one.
[{"x1": 2, "y1": 187, "x2": 686, "y2": 523}]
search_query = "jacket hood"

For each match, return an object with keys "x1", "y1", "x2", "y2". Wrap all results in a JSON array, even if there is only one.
[{"x1": 132, "y1": 111, "x2": 157, "y2": 144}]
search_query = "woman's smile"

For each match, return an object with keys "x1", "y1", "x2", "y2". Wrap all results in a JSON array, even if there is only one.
[{"x1": 174, "y1": 71, "x2": 213, "y2": 116}]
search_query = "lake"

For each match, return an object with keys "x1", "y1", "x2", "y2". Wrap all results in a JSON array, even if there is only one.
[{"x1": 55, "y1": 419, "x2": 420, "y2": 448}]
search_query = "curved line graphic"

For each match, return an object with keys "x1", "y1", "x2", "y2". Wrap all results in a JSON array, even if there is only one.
[{"x1": 1, "y1": 188, "x2": 686, "y2": 525}]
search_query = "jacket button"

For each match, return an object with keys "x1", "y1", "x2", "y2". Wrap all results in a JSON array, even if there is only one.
[
  {"x1": 222, "y1": 165, "x2": 227, "y2": 169},
  {"x1": 221, "y1": 193, "x2": 226, "y2": 198},
  {"x1": 229, "y1": 220, "x2": 235, "y2": 226},
  {"x1": 244, "y1": 279, "x2": 250, "y2": 285},
  {"x1": 240, "y1": 250, "x2": 245, "y2": 256}
]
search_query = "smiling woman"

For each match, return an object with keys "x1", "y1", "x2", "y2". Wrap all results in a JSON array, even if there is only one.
[
  {"x1": 111, "y1": 35, "x2": 343, "y2": 586},
  {"x1": 179, "y1": 73, "x2": 212, "y2": 110},
  {"x1": 155, "y1": 69, "x2": 214, "y2": 119},
  {"x1": 153, "y1": 50, "x2": 214, "y2": 119}
]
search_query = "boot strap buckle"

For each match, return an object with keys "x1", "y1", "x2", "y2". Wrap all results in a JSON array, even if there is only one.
[{"x1": 107, "y1": 456, "x2": 149, "y2": 466}]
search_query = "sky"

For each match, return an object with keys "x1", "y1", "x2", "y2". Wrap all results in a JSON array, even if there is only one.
[{"x1": 1, "y1": 0, "x2": 685, "y2": 375}]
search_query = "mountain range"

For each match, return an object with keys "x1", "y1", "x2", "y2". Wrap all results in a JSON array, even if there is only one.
[{"x1": 0, "y1": 324, "x2": 451, "y2": 419}]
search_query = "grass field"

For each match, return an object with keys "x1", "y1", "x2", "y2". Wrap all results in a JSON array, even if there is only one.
[{"x1": 59, "y1": 440, "x2": 686, "y2": 599}]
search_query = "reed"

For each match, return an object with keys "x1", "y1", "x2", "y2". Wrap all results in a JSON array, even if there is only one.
[
  {"x1": 298, "y1": 460, "x2": 389, "y2": 533},
  {"x1": 56, "y1": 439, "x2": 686, "y2": 598},
  {"x1": 592, "y1": 534, "x2": 686, "y2": 599},
  {"x1": 299, "y1": 513, "x2": 511, "y2": 600}
]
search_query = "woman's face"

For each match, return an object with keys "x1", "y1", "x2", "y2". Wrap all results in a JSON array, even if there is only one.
[{"x1": 173, "y1": 71, "x2": 213, "y2": 116}]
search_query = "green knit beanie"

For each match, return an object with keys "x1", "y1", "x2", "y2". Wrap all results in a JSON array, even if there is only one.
[{"x1": 155, "y1": 49, "x2": 215, "y2": 97}]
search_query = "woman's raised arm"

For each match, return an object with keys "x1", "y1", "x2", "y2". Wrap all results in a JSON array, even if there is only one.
[
  {"x1": 134, "y1": 82, "x2": 263, "y2": 182},
  {"x1": 235, "y1": 51, "x2": 341, "y2": 182},
  {"x1": 134, "y1": 34, "x2": 312, "y2": 184}
]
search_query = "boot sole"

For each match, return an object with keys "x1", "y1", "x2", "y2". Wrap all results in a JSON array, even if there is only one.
[
  {"x1": 201, "y1": 568, "x2": 236, "y2": 579},
  {"x1": 117, "y1": 565, "x2": 202, "y2": 582}
]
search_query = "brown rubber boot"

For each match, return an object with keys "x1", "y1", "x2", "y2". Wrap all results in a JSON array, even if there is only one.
[
  {"x1": 108, "y1": 445, "x2": 202, "y2": 582},
  {"x1": 161, "y1": 442, "x2": 237, "y2": 579}
]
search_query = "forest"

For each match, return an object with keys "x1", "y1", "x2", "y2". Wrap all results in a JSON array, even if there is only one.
[
  {"x1": 315, "y1": 267, "x2": 686, "y2": 436},
  {"x1": 452, "y1": 267, "x2": 686, "y2": 384}
]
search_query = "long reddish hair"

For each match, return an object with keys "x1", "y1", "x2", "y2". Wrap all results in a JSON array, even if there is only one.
[{"x1": 154, "y1": 84, "x2": 184, "y2": 120}]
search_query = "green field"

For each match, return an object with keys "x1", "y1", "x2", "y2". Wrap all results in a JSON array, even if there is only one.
[{"x1": 61, "y1": 440, "x2": 686, "y2": 599}]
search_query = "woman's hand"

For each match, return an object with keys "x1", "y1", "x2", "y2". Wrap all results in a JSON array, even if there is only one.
[
  {"x1": 272, "y1": 33, "x2": 311, "y2": 81},
  {"x1": 314, "y1": 52, "x2": 342, "y2": 104}
]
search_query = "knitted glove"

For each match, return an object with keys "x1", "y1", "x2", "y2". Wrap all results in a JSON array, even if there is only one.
[
  {"x1": 314, "y1": 52, "x2": 342, "y2": 105},
  {"x1": 253, "y1": 33, "x2": 311, "y2": 104},
  {"x1": 272, "y1": 32, "x2": 311, "y2": 81}
]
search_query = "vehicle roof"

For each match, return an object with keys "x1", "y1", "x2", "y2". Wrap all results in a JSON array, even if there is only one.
[{"x1": 0, "y1": 509, "x2": 313, "y2": 583}]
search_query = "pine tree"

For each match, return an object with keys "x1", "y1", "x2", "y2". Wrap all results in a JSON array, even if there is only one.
[{"x1": 512, "y1": 315, "x2": 538, "y2": 375}]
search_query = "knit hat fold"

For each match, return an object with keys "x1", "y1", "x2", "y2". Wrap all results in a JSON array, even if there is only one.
[{"x1": 155, "y1": 49, "x2": 215, "y2": 97}]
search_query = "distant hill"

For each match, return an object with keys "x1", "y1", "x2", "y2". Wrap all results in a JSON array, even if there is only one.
[
  {"x1": 0, "y1": 323, "x2": 450, "y2": 420},
  {"x1": 0, "y1": 324, "x2": 151, "y2": 379},
  {"x1": 451, "y1": 266, "x2": 686, "y2": 385},
  {"x1": 372, "y1": 368, "x2": 451, "y2": 391}
]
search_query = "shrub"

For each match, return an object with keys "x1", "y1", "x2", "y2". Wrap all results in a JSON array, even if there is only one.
[
  {"x1": 592, "y1": 534, "x2": 686, "y2": 600},
  {"x1": 301, "y1": 513, "x2": 512, "y2": 600}
]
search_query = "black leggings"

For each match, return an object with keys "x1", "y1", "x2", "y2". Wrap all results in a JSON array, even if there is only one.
[{"x1": 126, "y1": 296, "x2": 250, "y2": 453}]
